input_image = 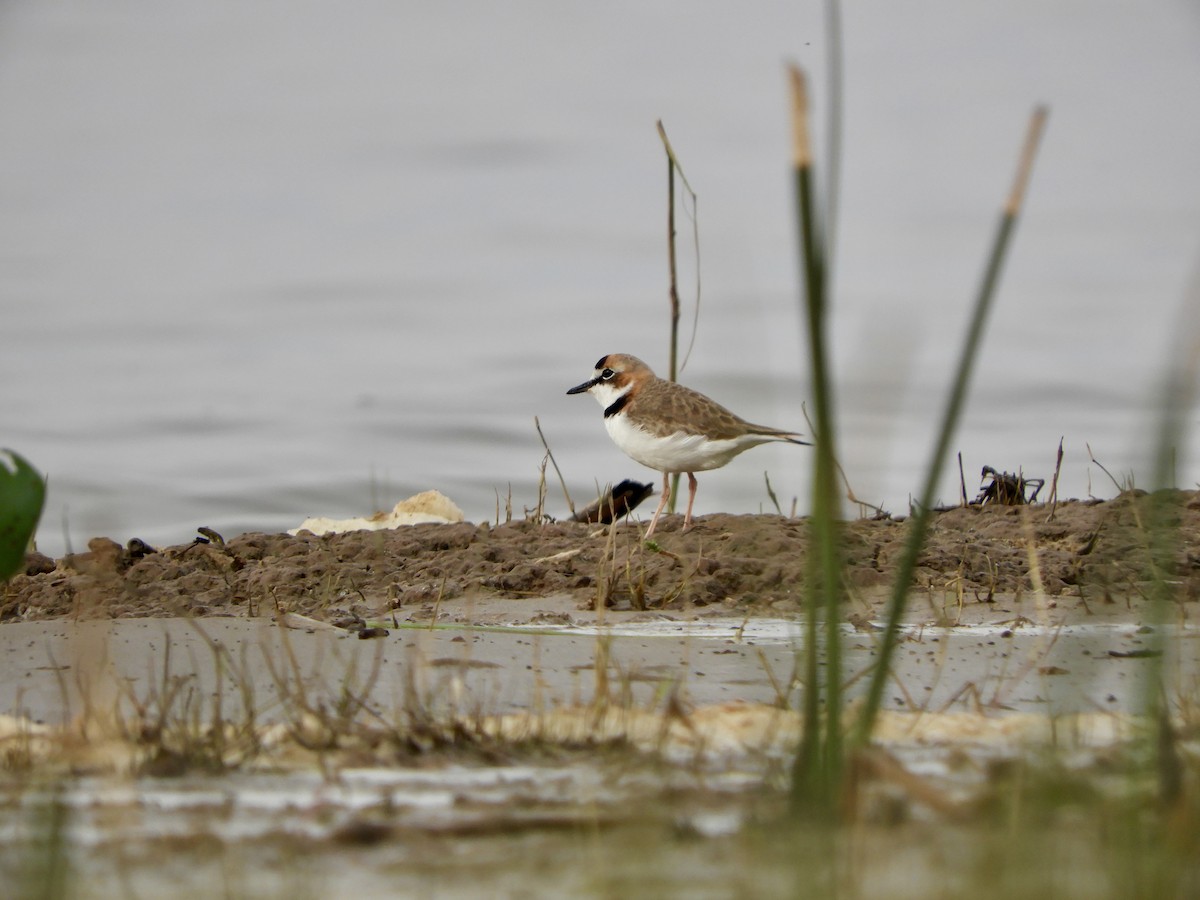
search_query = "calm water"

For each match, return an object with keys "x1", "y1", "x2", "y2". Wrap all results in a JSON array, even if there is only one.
[{"x1": 2, "y1": 2, "x2": 1199, "y2": 556}]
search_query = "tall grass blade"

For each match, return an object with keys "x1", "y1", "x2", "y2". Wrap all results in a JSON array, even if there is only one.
[
  {"x1": 19, "y1": 784, "x2": 71, "y2": 900},
  {"x1": 852, "y1": 106, "x2": 1049, "y2": 747},
  {"x1": 1140, "y1": 259, "x2": 1200, "y2": 795},
  {"x1": 787, "y1": 64, "x2": 844, "y2": 811}
]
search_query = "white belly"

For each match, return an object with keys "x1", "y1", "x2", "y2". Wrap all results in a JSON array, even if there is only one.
[{"x1": 605, "y1": 414, "x2": 761, "y2": 473}]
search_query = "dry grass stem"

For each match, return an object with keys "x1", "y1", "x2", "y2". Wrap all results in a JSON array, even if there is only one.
[
  {"x1": 534, "y1": 416, "x2": 574, "y2": 516},
  {"x1": 1046, "y1": 436, "x2": 1065, "y2": 521}
]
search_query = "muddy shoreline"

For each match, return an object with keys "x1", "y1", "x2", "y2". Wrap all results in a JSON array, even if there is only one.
[
  {"x1": 2, "y1": 491, "x2": 1198, "y2": 899},
  {"x1": 4, "y1": 490, "x2": 1199, "y2": 626}
]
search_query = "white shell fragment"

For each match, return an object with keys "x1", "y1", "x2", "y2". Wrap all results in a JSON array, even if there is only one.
[{"x1": 288, "y1": 490, "x2": 465, "y2": 536}]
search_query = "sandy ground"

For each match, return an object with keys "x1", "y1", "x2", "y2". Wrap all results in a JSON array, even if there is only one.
[{"x1": 4, "y1": 489, "x2": 1199, "y2": 627}]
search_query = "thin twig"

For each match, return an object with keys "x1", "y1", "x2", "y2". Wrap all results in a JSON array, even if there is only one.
[
  {"x1": 1086, "y1": 442, "x2": 1126, "y2": 494},
  {"x1": 802, "y1": 403, "x2": 886, "y2": 518},
  {"x1": 957, "y1": 452, "x2": 968, "y2": 507},
  {"x1": 659, "y1": 119, "x2": 682, "y2": 387},
  {"x1": 659, "y1": 121, "x2": 680, "y2": 514},
  {"x1": 656, "y1": 120, "x2": 701, "y2": 375},
  {"x1": 763, "y1": 471, "x2": 783, "y2": 516},
  {"x1": 1045, "y1": 436, "x2": 1064, "y2": 522},
  {"x1": 534, "y1": 416, "x2": 574, "y2": 515},
  {"x1": 657, "y1": 121, "x2": 701, "y2": 513}
]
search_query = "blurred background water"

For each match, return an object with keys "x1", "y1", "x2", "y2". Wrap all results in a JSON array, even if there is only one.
[{"x1": 2, "y1": 2, "x2": 1198, "y2": 557}]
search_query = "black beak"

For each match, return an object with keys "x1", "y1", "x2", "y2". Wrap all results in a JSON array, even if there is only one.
[{"x1": 566, "y1": 377, "x2": 598, "y2": 395}]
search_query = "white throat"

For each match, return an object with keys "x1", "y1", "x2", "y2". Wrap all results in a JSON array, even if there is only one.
[{"x1": 589, "y1": 379, "x2": 630, "y2": 410}]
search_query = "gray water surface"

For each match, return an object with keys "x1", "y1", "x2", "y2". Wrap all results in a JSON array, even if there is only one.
[{"x1": 2, "y1": 2, "x2": 1199, "y2": 556}]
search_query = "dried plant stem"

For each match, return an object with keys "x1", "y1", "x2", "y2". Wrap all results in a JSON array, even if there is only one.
[
  {"x1": 657, "y1": 120, "x2": 700, "y2": 515},
  {"x1": 534, "y1": 416, "x2": 573, "y2": 516},
  {"x1": 660, "y1": 120, "x2": 682, "y2": 386},
  {"x1": 958, "y1": 452, "x2": 968, "y2": 507},
  {"x1": 533, "y1": 456, "x2": 548, "y2": 522},
  {"x1": 1045, "y1": 437, "x2": 1064, "y2": 521},
  {"x1": 763, "y1": 471, "x2": 783, "y2": 516},
  {"x1": 1087, "y1": 443, "x2": 1127, "y2": 494},
  {"x1": 663, "y1": 122, "x2": 680, "y2": 516},
  {"x1": 802, "y1": 403, "x2": 887, "y2": 518}
]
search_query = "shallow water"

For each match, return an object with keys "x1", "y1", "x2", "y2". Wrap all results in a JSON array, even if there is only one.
[
  {"x1": 0, "y1": 786, "x2": 1155, "y2": 900},
  {"x1": 2, "y1": 615, "x2": 1193, "y2": 726},
  {"x1": 2, "y1": 2, "x2": 1199, "y2": 556},
  {"x1": 2, "y1": 615, "x2": 1195, "y2": 898}
]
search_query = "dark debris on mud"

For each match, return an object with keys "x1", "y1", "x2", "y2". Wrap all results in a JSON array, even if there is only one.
[{"x1": 4, "y1": 491, "x2": 1200, "y2": 623}]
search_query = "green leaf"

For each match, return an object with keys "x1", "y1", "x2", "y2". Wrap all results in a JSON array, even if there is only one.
[{"x1": 0, "y1": 449, "x2": 46, "y2": 582}]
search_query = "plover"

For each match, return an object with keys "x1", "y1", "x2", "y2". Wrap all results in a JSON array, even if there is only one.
[{"x1": 567, "y1": 353, "x2": 808, "y2": 536}]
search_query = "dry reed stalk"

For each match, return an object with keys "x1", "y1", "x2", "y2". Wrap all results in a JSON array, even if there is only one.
[
  {"x1": 1045, "y1": 437, "x2": 1065, "y2": 521},
  {"x1": 534, "y1": 415, "x2": 574, "y2": 516}
]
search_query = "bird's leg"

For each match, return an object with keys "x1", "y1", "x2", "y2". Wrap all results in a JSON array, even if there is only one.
[
  {"x1": 644, "y1": 472, "x2": 672, "y2": 537},
  {"x1": 682, "y1": 472, "x2": 699, "y2": 531}
]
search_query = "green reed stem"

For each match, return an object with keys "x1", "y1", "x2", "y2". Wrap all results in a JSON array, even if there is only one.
[
  {"x1": 787, "y1": 65, "x2": 843, "y2": 810},
  {"x1": 819, "y1": 1, "x2": 845, "y2": 789},
  {"x1": 1141, "y1": 315, "x2": 1200, "y2": 810},
  {"x1": 852, "y1": 106, "x2": 1049, "y2": 748}
]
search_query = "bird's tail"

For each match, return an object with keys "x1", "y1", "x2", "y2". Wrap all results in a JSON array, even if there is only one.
[{"x1": 747, "y1": 425, "x2": 811, "y2": 446}]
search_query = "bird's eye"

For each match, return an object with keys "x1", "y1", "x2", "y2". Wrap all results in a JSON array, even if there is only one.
[{"x1": 600, "y1": 368, "x2": 615, "y2": 380}]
